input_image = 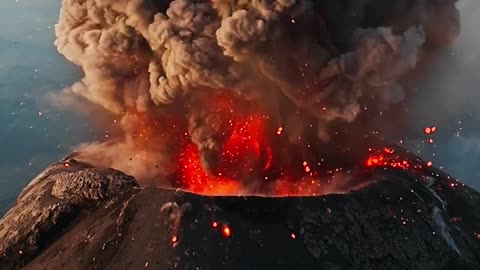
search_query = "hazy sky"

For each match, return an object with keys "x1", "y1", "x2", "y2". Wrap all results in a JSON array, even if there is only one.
[
  {"x1": 407, "y1": 0, "x2": 480, "y2": 188},
  {"x1": 0, "y1": 0, "x2": 479, "y2": 214},
  {"x1": 0, "y1": 0, "x2": 98, "y2": 213}
]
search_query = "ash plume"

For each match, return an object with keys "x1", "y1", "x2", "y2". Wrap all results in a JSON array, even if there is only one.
[{"x1": 54, "y1": 0, "x2": 461, "y2": 191}]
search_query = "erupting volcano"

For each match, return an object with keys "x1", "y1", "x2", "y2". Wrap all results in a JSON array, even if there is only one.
[
  {"x1": 3, "y1": 0, "x2": 480, "y2": 269},
  {"x1": 52, "y1": 0, "x2": 463, "y2": 198}
]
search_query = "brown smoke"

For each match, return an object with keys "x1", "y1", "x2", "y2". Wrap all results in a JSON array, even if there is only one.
[{"x1": 54, "y1": 0, "x2": 460, "y2": 190}]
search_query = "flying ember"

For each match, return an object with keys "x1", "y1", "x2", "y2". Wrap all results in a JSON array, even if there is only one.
[{"x1": 222, "y1": 226, "x2": 232, "y2": 238}]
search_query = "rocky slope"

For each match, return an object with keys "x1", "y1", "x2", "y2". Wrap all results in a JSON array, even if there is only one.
[{"x1": 0, "y1": 155, "x2": 479, "y2": 270}]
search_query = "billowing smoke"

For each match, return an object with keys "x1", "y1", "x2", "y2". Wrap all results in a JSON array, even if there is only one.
[{"x1": 54, "y1": 0, "x2": 461, "y2": 194}]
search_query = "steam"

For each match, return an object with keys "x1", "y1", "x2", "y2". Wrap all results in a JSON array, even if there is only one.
[{"x1": 54, "y1": 0, "x2": 460, "y2": 188}]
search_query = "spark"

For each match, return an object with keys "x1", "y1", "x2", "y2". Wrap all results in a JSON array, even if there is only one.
[
  {"x1": 426, "y1": 161, "x2": 433, "y2": 168},
  {"x1": 424, "y1": 126, "x2": 437, "y2": 135},
  {"x1": 222, "y1": 225, "x2": 232, "y2": 238},
  {"x1": 302, "y1": 161, "x2": 312, "y2": 173},
  {"x1": 212, "y1": 221, "x2": 218, "y2": 229},
  {"x1": 171, "y1": 235, "x2": 178, "y2": 245},
  {"x1": 384, "y1": 147, "x2": 395, "y2": 154},
  {"x1": 365, "y1": 148, "x2": 413, "y2": 170},
  {"x1": 276, "y1": 127, "x2": 283, "y2": 135},
  {"x1": 291, "y1": 233, "x2": 296, "y2": 239}
]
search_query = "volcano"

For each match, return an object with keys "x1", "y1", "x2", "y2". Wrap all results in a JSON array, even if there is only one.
[
  {"x1": 2, "y1": 0, "x2": 478, "y2": 269},
  {"x1": 1, "y1": 146, "x2": 479, "y2": 270}
]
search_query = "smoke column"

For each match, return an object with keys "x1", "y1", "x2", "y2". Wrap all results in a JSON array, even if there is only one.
[
  {"x1": 405, "y1": 0, "x2": 480, "y2": 190},
  {"x1": 54, "y1": 0, "x2": 461, "y2": 195}
]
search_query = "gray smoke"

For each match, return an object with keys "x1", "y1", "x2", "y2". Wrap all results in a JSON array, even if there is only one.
[{"x1": 54, "y1": 0, "x2": 460, "y2": 185}]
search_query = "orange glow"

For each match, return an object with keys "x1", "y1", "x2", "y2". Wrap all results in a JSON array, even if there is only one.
[
  {"x1": 132, "y1": 90, "x2": 428, "y2": 197},
  {"x1": 177, "y1": 142, "x2": 331, "y2": 196},
  {"x1": 178, "y1": 143, "x2": 244, "y2": 195},
  {"x1": 264, "y1": 146, "x2": 273, "y2": 170},
  {"x1": 366, "y1": 156, "x2": 384, "y2": 167},
  {"x1": 276, "y1": 127, "x2": 283, "y2": 135},
  {"x1": 273, "y1": 178, "x2": 323, "y2": 197},
  {"x1": 171, "y1": 236, "x2": 178, "y2": 245},
  {"x1": 365, "y1": 148, "x2": 423, "y2": 171},
  {"x1": 221, "y1": 114, "x2": 266, "y2": 163},
  {"x1": 384, "y1": 147, "x2": 395, "y2": 154},
  {"x1": 424, "y1": 126, "x2": 437, "y2": 135},
  {"x1": 177, "y1": 110, "x2": 327, "y2": 196},
  {"x1": 222, "y1": 226, "x2": 232, "y2": 238}
]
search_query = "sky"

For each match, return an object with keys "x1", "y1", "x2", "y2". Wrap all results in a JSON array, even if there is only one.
[
  {"x1": 0, "y1": 0, "x2": 478, "y2": 214},
  {"x1": 407, "y1": 0, "x2": 480, "y2": 188},
  {"x1": 0, "y1": 0, "x2": 100, "y2": 214}
]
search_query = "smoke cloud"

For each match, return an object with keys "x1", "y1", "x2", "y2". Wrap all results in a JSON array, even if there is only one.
[{"x1": 54, "y1": 0, "x2": 460, "y2": 192}]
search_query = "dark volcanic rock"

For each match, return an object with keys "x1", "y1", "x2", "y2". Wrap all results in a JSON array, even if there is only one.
[
  {"x1": 0, "y1": 158, "x2": 138, "y2": 269},
  {"x1": 0, "y1": 156, "x2": 480, "y2": 270}
]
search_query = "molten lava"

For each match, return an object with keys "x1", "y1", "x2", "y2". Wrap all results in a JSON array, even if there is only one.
[
  {"x1": 365, "y1": 147, "x2": 427, "y2": 171},
  {"x1": 177, "y1": 143, "x2": 242, "y2": 195},
  {"x1": 219, "y1": 113, "x2": 272, "y2": 174},
  {"x1": 176, "y1": 112, "x2": 330, "y2": 196},
  {"x1": 175, "y1": 116, "x2": 434, "y2": 196},
  {"x1": 119, "y1": 93, "x2": 435, "y2": 198}
]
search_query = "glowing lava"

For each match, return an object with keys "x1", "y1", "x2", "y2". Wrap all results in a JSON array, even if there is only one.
[
  {"x1": 219, "y1": 114, "x2": 270, "y2": 173},
  {"x1": 128, "y1": 92, "x2": 434, "y2": 197},
  {"x1": 177, "y1": 143, "x2": 242, "y2": 196},
  {"x1": 365, "y1": 147, "x2": 427, "y2": 171},
  {"x1": 177, "y1": 111, "x2": 272, "y2": 195}
]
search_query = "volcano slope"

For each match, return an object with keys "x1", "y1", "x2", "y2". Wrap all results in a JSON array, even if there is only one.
[{"x1": 0, "y1": 151, "x2": 479, "y2": 270}]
